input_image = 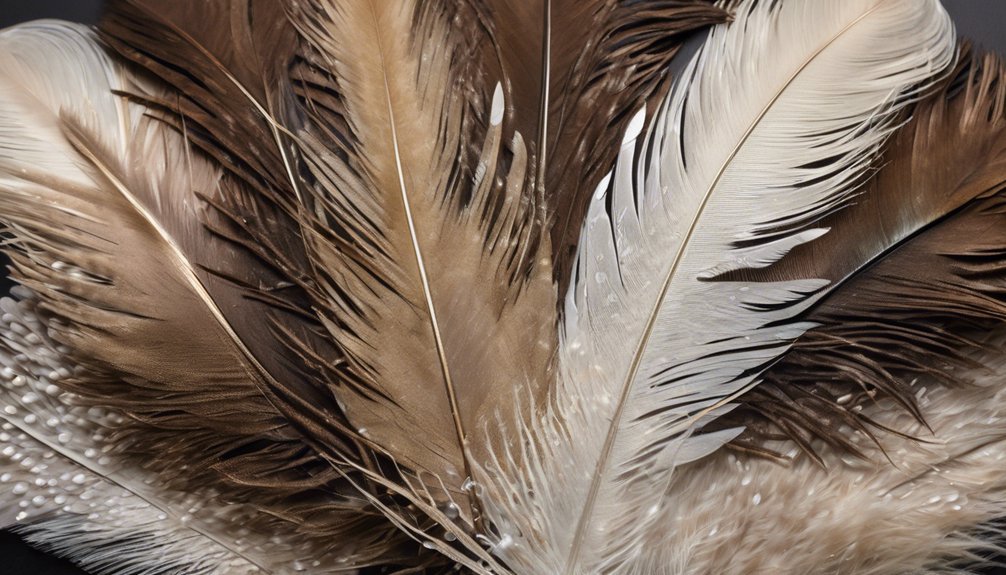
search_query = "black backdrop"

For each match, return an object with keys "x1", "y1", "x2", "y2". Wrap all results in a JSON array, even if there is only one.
[{"x1": 0, "y1": 0, "x2": 1003, "y2": 573}]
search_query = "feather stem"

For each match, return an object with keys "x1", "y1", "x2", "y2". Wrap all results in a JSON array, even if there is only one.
[
  {"x1": 364, "y1": 0, "x2": 483, "y2": 530},
  {"x1": 536, "y1": 0, "x2": 551, "y2": 197}
]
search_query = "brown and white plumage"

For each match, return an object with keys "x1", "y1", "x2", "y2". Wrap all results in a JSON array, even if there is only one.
[{"x1": 1, "y1": 1, "x2": 1006, "y2": 574}]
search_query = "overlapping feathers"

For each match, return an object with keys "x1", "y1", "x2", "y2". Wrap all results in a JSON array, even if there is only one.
[{"x1": 1, "y1": 1, "x2": 1005, "y2": 574}]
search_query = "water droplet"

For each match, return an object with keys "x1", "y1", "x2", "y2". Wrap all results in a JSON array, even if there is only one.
[{"x1": 444, "y1": 502, "x2": 459, "y2": 519}]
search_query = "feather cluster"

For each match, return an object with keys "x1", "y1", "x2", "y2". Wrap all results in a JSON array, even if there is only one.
[{"x1": 2, "y1": 0, "x2": 1006, "y2": 573}]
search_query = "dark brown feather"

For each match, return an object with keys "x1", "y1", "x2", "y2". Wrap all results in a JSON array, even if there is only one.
[
  {"x1": 541, "y1": 1, "x2": 728, "y2": 297},
  {"x1": 447, "y1": 1, "x2": 727, "y2": 296},
  {"x1": 98, "y1": 0, "x2": 387, "y2": 483},
  {"x1": 722, "y1": 47, "x2": 1006, "y2": 461}
]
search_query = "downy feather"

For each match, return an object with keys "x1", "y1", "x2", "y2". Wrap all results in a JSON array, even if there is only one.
[
  {"x1": 656, "y1": 324, "x2": 1006, "y2": 575},
  {"x1": 480, "y1": 1, "x2": 955, "y2": 573},
  {"x1": 0, "y1": 290, "x2": 321, "y2": 575}
]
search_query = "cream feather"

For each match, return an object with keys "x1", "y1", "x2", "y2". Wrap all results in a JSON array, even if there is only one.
[{"x1": 479, "y1": 1, "x2": 955, "y2": 573}]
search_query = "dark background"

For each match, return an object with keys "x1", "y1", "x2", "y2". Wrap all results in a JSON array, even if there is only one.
[{"x1": 0, "y1": 0, "x2": 1002, "y2": 573}]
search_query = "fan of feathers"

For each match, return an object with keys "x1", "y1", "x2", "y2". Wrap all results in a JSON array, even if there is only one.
[{"x1": 4, "y1": 0, "x2": 1006, "y2": 573}]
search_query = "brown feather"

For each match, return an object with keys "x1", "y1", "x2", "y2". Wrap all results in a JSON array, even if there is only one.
[
  {"x1": 474, "y1": 0, "x2": 727, "y2": 297},
  {"x1": 721, "y1": 46, "x2": 1006, "y2": 460},
  {"x1": 0, "y1": 31, "x2": 420, "y2": 566},
  {"x1": 97, "y1": 0, "x2": 405, "y2": 491},
  {"x1": 285, "y1": 1, "x2": 557, "y2": 529}
]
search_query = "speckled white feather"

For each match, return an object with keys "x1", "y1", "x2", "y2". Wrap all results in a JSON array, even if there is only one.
[{"x1": 0, "y1": 291, "x2": 266, "y2": 574}]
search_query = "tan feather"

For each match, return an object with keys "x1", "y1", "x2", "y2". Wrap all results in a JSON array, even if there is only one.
[{"x1": 286, "y1": 0, "x2": 557, "y2": 525}]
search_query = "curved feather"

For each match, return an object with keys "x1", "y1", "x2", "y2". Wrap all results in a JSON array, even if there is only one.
[
  {"x1": 479, "y1": 1, "x2": 955, "y2": 572},
  {"x1": 727, "y1": 46, "x2": 1006, "y2": 459},
  {"x1": 0, "y1": 22, "x2": 409, "y2": 571}
]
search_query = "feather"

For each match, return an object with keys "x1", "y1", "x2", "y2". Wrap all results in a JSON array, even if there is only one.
[
  {"x1": 479, "y1": 1, "x2": 954, "y2": 572},
  {"x1": 0, "y1": 21, "x2": 410, "y2": 571},
  {"x1": 726, "y1": 45, "x2": 1006, "y2": 461},
  {"x1": 284, "y1": 0, "x2": 557, "y2": 523},
  {"x1": 5, "y1": 0, "x2": 1006, "y2": 574}
]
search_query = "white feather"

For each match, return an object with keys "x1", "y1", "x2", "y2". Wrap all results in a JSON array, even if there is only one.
[
  {"x1": 479, "y1": 1, "x2": 956, "y2": 573},
  {"x1": 0, "y1": 291, "x2": 286, "y2": 574}
]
